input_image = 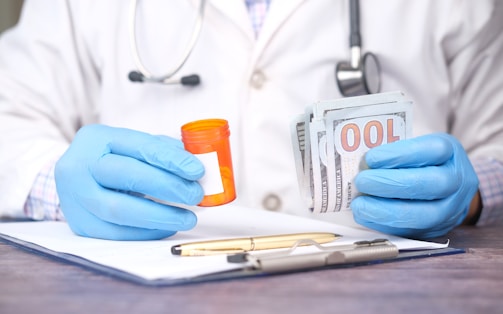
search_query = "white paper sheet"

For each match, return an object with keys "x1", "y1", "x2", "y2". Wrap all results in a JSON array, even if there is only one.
[{"x1": 0, "y1": 205, "x2": 447, "y2": 282}]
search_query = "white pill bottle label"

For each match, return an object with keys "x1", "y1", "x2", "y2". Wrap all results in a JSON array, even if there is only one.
[{"x1": 195, "y1": 152, "x2": 224, "y2": 196}]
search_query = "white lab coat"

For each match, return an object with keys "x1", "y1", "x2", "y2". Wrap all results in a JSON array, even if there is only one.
[{"x1": 0, "y1": 0, "x2": 502, "y2": 219}]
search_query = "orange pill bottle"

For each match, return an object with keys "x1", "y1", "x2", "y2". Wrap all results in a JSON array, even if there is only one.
[{"x1": 181, "y1": 119, "x2": 236, "y2": 206}]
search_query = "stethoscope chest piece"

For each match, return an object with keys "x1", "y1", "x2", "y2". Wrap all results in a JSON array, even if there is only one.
[
  {"x1": 335, "y1": 0, "x2": 381, "y2": 97},
  {"x1": 336, "y1": 51, "x2": 381, "y2": 97}
]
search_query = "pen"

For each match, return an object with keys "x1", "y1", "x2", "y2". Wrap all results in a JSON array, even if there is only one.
[
  {"x1": 227, "y1": 239, "x2": 399, "y2": 273},
  {"x1": 171, "y1": 232, "x2": 341, "y2": 256}
]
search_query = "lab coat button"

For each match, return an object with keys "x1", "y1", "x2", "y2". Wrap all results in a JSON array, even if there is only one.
[
  {"x1": 262, "y1": 193, "x2": 282, "y2": 211},
  {"x1": 250, "y1": 70, "x2": 266, "y2": 89}
]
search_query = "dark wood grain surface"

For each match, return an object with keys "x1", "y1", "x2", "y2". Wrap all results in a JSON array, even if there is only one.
[{"x1": 1, "y1": 224, "x2": 502, "y2": 314}]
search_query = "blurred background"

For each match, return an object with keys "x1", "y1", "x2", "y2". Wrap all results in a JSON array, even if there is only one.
[{"x1": 0, "y1": 0, "x2": 23, "y2": 34}]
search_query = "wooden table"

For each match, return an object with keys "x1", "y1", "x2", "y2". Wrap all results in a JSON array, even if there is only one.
[{"x1": 1, "y1": 224, "x2": 502, "y2": 314}]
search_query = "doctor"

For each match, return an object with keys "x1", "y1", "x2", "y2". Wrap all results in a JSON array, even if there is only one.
[{"x1": 0, "y1": 0, "x2": 502, "y2": 240}]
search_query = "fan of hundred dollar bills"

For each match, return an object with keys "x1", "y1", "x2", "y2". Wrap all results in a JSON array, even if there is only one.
[{"x1": 291, "y1": 91, "x2": 413, "y2": 214}]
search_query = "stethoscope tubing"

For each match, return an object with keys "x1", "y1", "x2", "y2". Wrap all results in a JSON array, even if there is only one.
[
  {"x1": 127, "y1": 0, "x2": 380, "y2": 94},
  {"x1": 128, "y1": 0, "x2": 207, "y2": 83}
]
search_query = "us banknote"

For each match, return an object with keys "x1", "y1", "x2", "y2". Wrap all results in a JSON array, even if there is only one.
[{"x1": 291, "y1": 91, "x2": 413, "y2": 214}]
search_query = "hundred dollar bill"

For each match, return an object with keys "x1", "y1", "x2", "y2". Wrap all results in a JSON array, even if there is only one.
[
  {"x1": 324, "y1": 101, "x2": 413, "y2": 213},
  {"x1": 290, "y1": 107, "x2": 316, "y2": 210},
  {"x1": 309, "y1": 119, "x2": 330, "y2": 213},
  {"x1": 290, "y1": 91, "x2": 413, "y2": 214},
  {"x1": 290, "y1": 114, "x2": 312, "y2": 209},
  {"x1": 313, "y1": 91, "x2": 408, "y2": 121}
]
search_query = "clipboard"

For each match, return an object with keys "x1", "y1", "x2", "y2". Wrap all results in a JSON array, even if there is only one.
[
  {"x1": 0, "y1": 205, "x2": 464, "y2": 286},
  {"x1": 0, "y1": 233, "x2": 463, "y2": 286}
]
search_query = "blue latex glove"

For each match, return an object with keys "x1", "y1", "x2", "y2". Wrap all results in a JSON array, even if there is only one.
[
  {"x1": 351, "y1": 133, "x2": 479, "y2": 239},
  {"x1": 55, "y1": 124, "x2": 205, "y2": 240}
]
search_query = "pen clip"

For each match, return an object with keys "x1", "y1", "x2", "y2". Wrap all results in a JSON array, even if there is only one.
[
  {"x1": 229, "y1": 238, "x2": 391, "y2": 261},
  {"x1": 227, "y1": 238, "x2": 398, "y2": 271}
]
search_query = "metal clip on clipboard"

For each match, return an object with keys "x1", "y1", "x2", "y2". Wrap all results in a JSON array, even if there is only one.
[{"x1": 227, "y1": 239, "x2": 399, "y2": 273}]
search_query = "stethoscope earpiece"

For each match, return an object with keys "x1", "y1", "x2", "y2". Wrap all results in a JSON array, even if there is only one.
[
  {"x1": 128, "y1": 70, "x2": 201, "y2": 86},
  {"x1": 128, "y1": 71, "x2": 144, "y2": 82},
  {"x1": 180, "y1": 74, "x2": 201, "y2": 86}
]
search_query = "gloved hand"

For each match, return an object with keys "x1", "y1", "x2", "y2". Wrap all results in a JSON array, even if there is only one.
[
  {"x1": 55, "y1": 124, "x2": 205, "y2": 240},
  {"x1": 351, "y1": 133, "x2": 479, "y2": 239}
]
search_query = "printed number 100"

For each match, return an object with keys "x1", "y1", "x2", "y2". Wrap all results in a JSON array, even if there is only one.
[{"x1": 339, "y1": 118, "x2": 401, "y2": 153}]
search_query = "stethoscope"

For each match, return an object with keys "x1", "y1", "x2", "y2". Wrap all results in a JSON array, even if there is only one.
[
  {"x1": 127, "y1": 0, "x2": 205, "y2": 86},
  {"x1": 128, "y1": 0, "x2": 381, "y2": 96}
]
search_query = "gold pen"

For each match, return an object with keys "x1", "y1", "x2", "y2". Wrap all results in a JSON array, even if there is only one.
[{"x1": 171, "y1": 232, "x2": 341, "y2": 256}]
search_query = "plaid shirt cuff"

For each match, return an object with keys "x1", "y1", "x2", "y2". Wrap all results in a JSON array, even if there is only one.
[
  {"x1": 23, "y1": 159, "x2": 65, "y2": 221},
  {"x1": 472, "y1": 157, "x2": 503, "y2": 226}
]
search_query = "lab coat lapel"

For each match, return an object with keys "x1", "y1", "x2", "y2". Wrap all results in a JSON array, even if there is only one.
[
  {"x1": 206, "y1": 0, "x2": 255, "y2": 41},
  {"x1": 206, "y1": 0, "x2": 306, "y2": 50},
  {"x1": 255, "y1": 0, "x2": 306, "y2": 51}
]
